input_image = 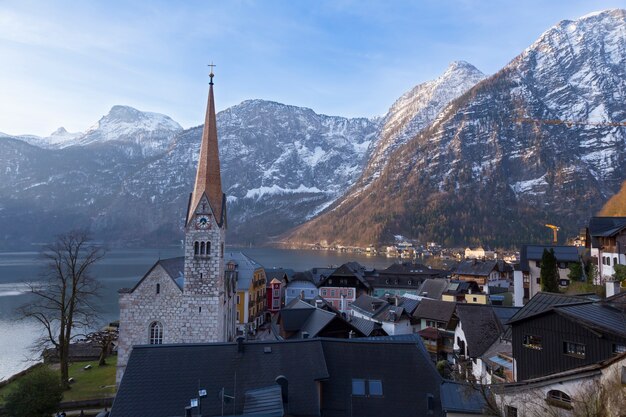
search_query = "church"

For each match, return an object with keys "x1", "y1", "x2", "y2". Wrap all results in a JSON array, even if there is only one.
[{"x1": 116, "y1": 71, "x2": 237, "y2": 384}]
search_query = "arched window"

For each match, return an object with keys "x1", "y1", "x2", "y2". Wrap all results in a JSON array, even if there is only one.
[
  {"x1": 156, "y1": 283, "x2": 160, "y2": 294},
  {"x1": 200, "y1": 241, "x2": 205, "y2": 255},
  {"x1": 194, "y1": 241, "x2": 199, "y2": 255},
  {"x1": 149, "y1": 322, "x2": 163, "y2": 345},
  {"x1": 547, "y1": 390, "x2": 572, "y2": 409},
  {"x1": 207, "y1": 241, "x2": 211, "y2": 254}
]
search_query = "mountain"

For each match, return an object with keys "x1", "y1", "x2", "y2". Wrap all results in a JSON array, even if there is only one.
[
  {"x1": 600, "y1": 180, "x2": 626, "y2": 216},
  {"x1": 0, "y1": 101, "x2": 378, "y2": 248},
  {"x1": 357, "y1": 61, "x2": 485, "y2": 193},
  {"x1": 286, "y1": 9, "x2": 626, "y2": 248}
]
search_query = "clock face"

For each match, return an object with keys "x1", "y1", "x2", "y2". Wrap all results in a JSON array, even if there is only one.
[{"x1": 195, "y1": 215, "x2": 211, "y2": 229}]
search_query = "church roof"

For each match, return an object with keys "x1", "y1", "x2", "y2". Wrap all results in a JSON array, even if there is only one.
[
  {"x1": 187, "y1": 74, "x2": 225, "y2": 226},
  {"x1": 124, "y1": 256, "x2": 185, "y2": 293}
]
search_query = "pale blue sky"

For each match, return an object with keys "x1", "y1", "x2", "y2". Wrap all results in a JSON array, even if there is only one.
[{"x1": 1, "y1": 0, "x2": 625, "y2": 136}]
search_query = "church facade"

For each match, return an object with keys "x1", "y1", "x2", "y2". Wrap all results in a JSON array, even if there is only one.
[{"x1": 116, "y1": 73, "x2": 237, "y2": 384}]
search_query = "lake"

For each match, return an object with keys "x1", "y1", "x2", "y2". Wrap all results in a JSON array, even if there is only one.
[{"x1": 0, "y1": 246, "x2": 401, "y2": 381}]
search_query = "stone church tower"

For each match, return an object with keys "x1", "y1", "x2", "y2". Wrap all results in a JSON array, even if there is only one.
[{"x1": 116, "y1": 72, "x2": 237, "y2": 384}]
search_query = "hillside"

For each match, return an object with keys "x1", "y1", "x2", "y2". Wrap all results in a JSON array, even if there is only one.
[{"x1": 600, "y1": 180, "x2": 626, "y2": 216}]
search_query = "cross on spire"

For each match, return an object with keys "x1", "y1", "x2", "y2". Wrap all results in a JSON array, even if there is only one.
[{"x1": 208, "y1": 62, "x2": 216, "y2": 85}]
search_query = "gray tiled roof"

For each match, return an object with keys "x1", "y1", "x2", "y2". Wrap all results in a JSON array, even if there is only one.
[
  {"x1": 417, "y1": 278, "x2": 450, "y2": 299},
  {"x1": 557, "y1": 303, "x2": 626, "y2": 337},
  {"x1": 507, "y1": 292, "x2": 591, "y2": 324},
  {"x1": 413, "y1": 299, "x2": 457, "y2": 323},
  {"x1": 455, "y1": 304, "x2": 503, "y2": 358},
  {"x1": 453, "y1": 259, "x2": 497, "y2": 277},
  {"x1": 588, "y1": 216, "x2": 626, "y2": 237},
  {"x1": 519, "y1": 245, "x2": 581, "y2": 272},
  {"x1": 346, "y1": 315, "x2": 381, "y2": 336},
  {"x1": 242, "y1": 385, "x2": 284, "y2": 416},
  {"x1": 113, "y1": 338, "x2": 445, "y2": 417}
]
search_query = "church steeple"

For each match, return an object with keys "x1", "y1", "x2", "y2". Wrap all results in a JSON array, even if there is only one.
[{"x1": 187, "y1": 67, "x2": 225, "y2": 226}]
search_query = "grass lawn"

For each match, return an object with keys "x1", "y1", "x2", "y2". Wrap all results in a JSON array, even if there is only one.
[{"x1": 0, "y1": 356, "x2": 117, "y2": 405}]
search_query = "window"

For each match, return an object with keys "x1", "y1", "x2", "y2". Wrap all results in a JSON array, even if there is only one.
[
  {"x1": 523, "y1": 335, "x2": 542, "y2": 350},
  {"x1": 200, "y1": 241, "x2": 205, "y2": 255},
  {"x1": 351, "y1": 379, "x2": 383, "y2": 397},
  {"x1": 237, "y1": 295, "x2": 240, "y2": 304},
  {"x1": 615, "y1": 257, "x2": 619, "y2": 266},
  {"x1": 547, "y1": 390, "x2": 572, "y2": 409},
  {"x1": 352, "y1": 379, "x2": 366, "y2": 395},
  {"x1": 149, "y1": 322, "x2": 163, "y2": 345},
  {"x1": 206, "y1": 241, "x2": 211, "y2": 254},
  {"x1": 505, "y1": 406, "x2": 518, "y2": 417},
  {"x1": 613, "y1": 344, "x2": 626, "y2": 355},
  {"x1": 427, "y1": 394, "x2": 434, "y2": 413},
  {"x1": 563, "y1": 341, "x2": 585, "y2": 358},
  {"x1": 199, "y1": 306, "x2": 202, "y2": 313},
  {"x1": 194, "y1": 241, "x2": 199, "y2": 255},
  {"x1": 156, "y1": 283, "x2": 160, "y2": 294},
  {"x1": 236, "y1": 311, "x2": 240, "y2": 322},
  {"x1": 221, "y1": 242, "x2": 224, "y2": 258},
  {"x1": 368, "y1": 380, "x2": 383, "y2": 396}
]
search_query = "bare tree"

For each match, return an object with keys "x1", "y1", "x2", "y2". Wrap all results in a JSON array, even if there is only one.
[
  {"x1": 21, "y1": 230, "x2": 105, "y2": 388},
  {"x1": 86, "y1": 326, "x2": 118, "y2": 367}
]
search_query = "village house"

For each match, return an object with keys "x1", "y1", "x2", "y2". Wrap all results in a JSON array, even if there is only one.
[
  {"x1": 350, "y1": 294, "x2": 419, "y2": 335},
  {"x1": 464, "y1": 247, "x2": 496, "y2": 260},
  {"x1": 513, "y1": 245, "x2": 582, "y2": 306},
  {"x1": 587, "y1": 216, "x2": 626, "y2": 283},
  {"x1": 452, "y1": 259, "x2": 512, "y2": 293},
  {"x1": 452, "y1": 304, "x2": 520, "y2": 383},
  {"x1": 264, "y1": 268, "x2": 292, "y2": 319},
  {"x1": 272, "y1": 297, "x2": 381, "y2": 339},
  {"x1": 508, "y1": 291, "x2": 626, "y2": 381},
  {"x1": 414, "y1": 299, "x2": 458, "y2": 361},
  {"x1": 441, "y1": 280, "x2": 484, "y2": 304},
  {"x1": 368, "y1": 262, "x2": 449, "y2": 298},
  {"x1": 284, "y1": 271, "x2": 319, "y2": 304},
  {"x1": 227, "y1": 252, "x2": 267, "y2": 334},
  {"x1": 417, "y1": 278, "x2": 451, "y2": 300},
  {"x1": 317, "y1": 262, "x2": 374, "y2": 313}
]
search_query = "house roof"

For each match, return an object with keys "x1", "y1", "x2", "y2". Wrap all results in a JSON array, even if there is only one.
[
  {"x1": 226, "y1": 252, "x2": 264, "y2": 291},
  {"x1": 319, "y1": 262, "x2": 372, "y2": 289},
  {"x1": 443, "y1": 280, "x2": 480, "y2": 295},
  {"x1": 113, "y1": 338, "x2": 444, "y2": 417},
  {"x1": 413, "y1": 299, "x2": 457, "y2": 323},
  {"x1": 278, "y1": 299, "x2": 367, "y2": 338},
  {"x1": 111, "y1": 340, "x2": 328, "y2": 417},
  {"x1": 398, "y1": 297, "x2": 421, "y2": 315},
  {"x1": 453, "y1": 259, "x2": 497, "y2": 277},
  {"x1": 345, "y1": 315, "x2": 382, "y2": 336},
  {"x1": 265, "y1": 268, "x2": 294, "y2": 283},
  {"x1": 241, "y1": 385, "x2": 284, "y2": 417},
  {"x1": 440, "y1": 381, "x2": 486, "y2": 415},
  {"x1": 507, "y1": 292, "x2": 592, "y2": 324},
  {"x1": 556, "y1": 302, "x2": 626, "y2": 338},
  {"x1": 455, "y1": 304, "x2": 503, "y2": 358},
  {"x1": 519, "y1": 245, "x2": 581, "y2": 272},
  {"x1": 416, "y1": 278, "x2": 450, "y2": 300},
  {"x1": 350, "y1": 294, "x2": 388, "y2": 317},
  {"x1": 588, "y1": 216, "x2": 626, "y2": 238}
]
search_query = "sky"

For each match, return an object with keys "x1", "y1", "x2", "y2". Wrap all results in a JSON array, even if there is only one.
[{"x1": 1, "y1": 0, "x2": 625, "y2": 136}]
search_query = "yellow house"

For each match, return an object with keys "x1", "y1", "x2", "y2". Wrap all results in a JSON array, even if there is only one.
[{"x1": 227, "y1": 252, "x2": 267, "y2": 334}]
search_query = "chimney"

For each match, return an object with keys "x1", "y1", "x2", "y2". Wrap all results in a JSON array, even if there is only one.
[
  {"x1": 606, "y1": 280, "x2": 620, "y2": 298},
  {"x1": 275, "y1": 375, "x2": 289, "y2": 406},
  {"x1": 236, "y1": 336, "x2": 245, "y2": 353}
]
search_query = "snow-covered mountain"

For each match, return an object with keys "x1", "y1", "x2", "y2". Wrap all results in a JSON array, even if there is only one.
[
  {"x1": 287, "y1": 9, "x2": 626, "y2": 248},
  {"x1": 346, "y1": 60, "x2": 485, "y2": 200},
  {"x1": 0, "y1": 101, "x2": 378, "y2": 247},
  {"x1": 8, "y1": 105, "x2": 183, "y2": 157}
]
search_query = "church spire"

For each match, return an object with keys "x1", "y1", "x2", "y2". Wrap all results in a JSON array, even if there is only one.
[{"x1": 188, "y1": 66, "x2": 224, "y2": 225}]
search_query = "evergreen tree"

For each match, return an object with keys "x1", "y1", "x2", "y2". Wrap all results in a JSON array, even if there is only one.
[
  {"x1": 540, "y1": 248, "x2": 559, "y2": 293},
  {"x1": 567, "y1": 262, "x2": 583, "y2": 282}
]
